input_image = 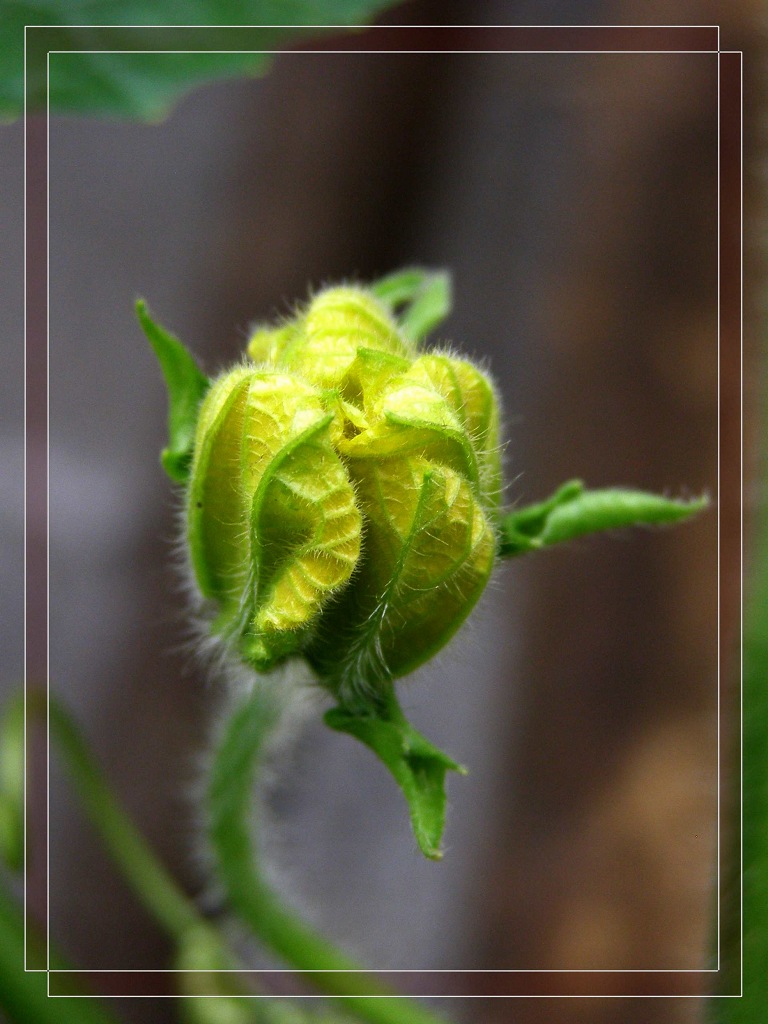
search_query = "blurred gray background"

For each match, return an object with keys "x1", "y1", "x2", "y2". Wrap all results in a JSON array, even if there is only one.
[{"x1": 3, "y1": 1, "x2": 761, "y2": 1023}]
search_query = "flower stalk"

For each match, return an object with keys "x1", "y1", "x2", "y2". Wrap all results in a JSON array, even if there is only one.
[{"x1": 207, "y1": 678, "x2": 450, "y2": 1024}]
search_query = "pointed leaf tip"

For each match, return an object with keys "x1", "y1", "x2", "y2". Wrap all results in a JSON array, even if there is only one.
[
  {"x1": 539, "y1": 488, "x2": 708, "y2": 546},
  {"x1": 136, "y1": 299, "x2": 210, "y2": 484},
  {"x1": 324, "y1": 690, "x2": 464, "y2": 860},
  {"x1": 499, "y1": 482, "x2": 708, "y2": 557}
]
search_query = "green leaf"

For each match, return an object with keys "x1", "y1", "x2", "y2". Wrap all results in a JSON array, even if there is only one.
[
  {"x1": 137, "y1": 299, "x2": 209, "y2": 484},
  {"x1": 371, "y1": 268, "x2": 452, "y2": 344},
  {"x1": 3, "y1": 4, "x2": 405, "y2": 122},
  {"x1": 499, "y1": 480, "x2": 708, "y2": 557},
  {"x1": 498, "y1": 479, "x2": 585, "y2": 555},
  {"x1": 324, "y1": 688, "x2": 466, "y2": 861}
]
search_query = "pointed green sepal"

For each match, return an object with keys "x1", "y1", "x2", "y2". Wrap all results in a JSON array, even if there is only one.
[
  {"x1": 371, "y1": 268, "x2": 452, "y2": 345},
  {"x1": 137, "y1": 299, "x2": 210, "y2": 484},
  {"x1": 499, "y1": 480, "x2": 708, "y2": 557},
  {"x1": 324, "y1": 688, "x2": 466, "y2": 860}
]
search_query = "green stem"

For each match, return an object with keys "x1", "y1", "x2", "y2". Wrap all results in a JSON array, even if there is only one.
[
  {"x1": 207, "y1": 680, "x2": 451, "y2": 1024},
  {"x1": 27, "y1": 690, "x2": 197, "y2": 942},
  {"x1": 0, "y1": 881, "x2": 117, "y2": 1024},
  {"x1": 0, "y1": 693, "x2": 25, "y2": 872}
]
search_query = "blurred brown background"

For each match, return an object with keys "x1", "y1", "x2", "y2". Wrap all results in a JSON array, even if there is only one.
[{"x1": 2, "y1": 2, "x2": 763, "y2": 1023}]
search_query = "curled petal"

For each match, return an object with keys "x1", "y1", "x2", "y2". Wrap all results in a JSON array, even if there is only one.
[
  {"x1": 187, "y1": 368, "x2": 362, "y2": 671},
  {"x1": 307, "y1": 456, "x2": 496, "y2": 693}
]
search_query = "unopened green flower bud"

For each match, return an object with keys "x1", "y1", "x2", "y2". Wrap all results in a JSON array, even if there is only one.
[
  {"x1": 141, "y1": 272, "x2": 706, "y2": 859},
  {"x1": 197, "y1": 284, "x2": 500, "y2": 694},
  {"x1": 156, "y1": 278, "x2": 502, "y2": 697},
  {"x1": 304, "y1": 347, "x2": 500, "y2": 689}
]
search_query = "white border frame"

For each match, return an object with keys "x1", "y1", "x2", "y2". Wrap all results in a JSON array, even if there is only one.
[{"x1": 24, "y1": 18, "x2": 741, "y2": 999}]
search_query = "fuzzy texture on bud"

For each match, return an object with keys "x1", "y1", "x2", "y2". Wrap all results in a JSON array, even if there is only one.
[{"x1": 187, "y1": 284, "x2": 501, "y2": 697}]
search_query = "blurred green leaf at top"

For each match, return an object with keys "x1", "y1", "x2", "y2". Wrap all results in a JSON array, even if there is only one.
[{"x1": 1, "y1": 1, "x2": 403, "y2": 122}]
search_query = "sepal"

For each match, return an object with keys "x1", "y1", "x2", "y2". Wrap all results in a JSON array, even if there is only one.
[
  {"x1": 370, "y1": 268, "x2": 452, "y2": 344},
  {"x1": 499, "y1": 479, "x2": 708, "y2": 557},
  {"x1": 137, "y1": 300, "x2": 209, "y2": 483},
  {"x1": 325, "y1": 687, "x2": 466, "y2": 860}
]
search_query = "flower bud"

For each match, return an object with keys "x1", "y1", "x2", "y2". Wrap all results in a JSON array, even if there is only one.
[{"x1": 187, "y1": 283, "x2": 501, "y2": 695}]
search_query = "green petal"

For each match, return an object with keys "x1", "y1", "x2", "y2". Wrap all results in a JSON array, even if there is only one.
[
  {"x1": 187, "y1": 368, "x2": 362, "y2": 670},
  {"x1": 280, "y1": 287, "x2": 408, "y2": 389},
  {"x1": 244, "y1": 413, "x2": 362, "y2": 671}
]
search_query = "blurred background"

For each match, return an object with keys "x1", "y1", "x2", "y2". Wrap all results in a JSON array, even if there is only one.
[{"x1": 2, "y1": 1, "x2": 762, "y2": 1023}]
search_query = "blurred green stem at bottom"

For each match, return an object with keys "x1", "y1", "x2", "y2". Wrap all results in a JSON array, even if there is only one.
[
  {"x1": 5, "y1": 691, "x2": 296, "y2": 1024},
  {"x1": 207, "y1": 679, "x2": 453, "y2": 1024},
  {"x1": 0, "y1": 881, "x2": 117, "y2": 1024},
  {"x1": 6, "y1": 687, "x2": 445, "y2": 1024}
]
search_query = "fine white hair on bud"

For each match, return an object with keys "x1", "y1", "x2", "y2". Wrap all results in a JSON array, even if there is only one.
[{"x1": 180, "y1": 283, "x2": 502, "y2": 700}]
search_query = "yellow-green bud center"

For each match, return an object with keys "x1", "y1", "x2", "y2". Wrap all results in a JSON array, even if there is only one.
[{"x1": 187, "y1": 285, "x2": 501, "y2": 694}]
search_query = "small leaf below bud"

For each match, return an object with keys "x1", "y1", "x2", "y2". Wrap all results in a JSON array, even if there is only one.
[{"x1": 325, "y1": 688, "x2": 466, "y2": 861}]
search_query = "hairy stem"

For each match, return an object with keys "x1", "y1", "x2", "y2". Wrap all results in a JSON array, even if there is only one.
[
  {"x1": 207, "y1": 680, "x2": 451, "y2": 1024},
  {"x1": 20, "y1": 691, "x2": 327, "y2": 1020}
]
